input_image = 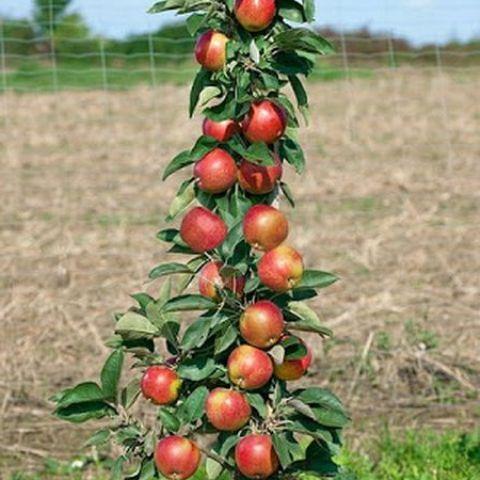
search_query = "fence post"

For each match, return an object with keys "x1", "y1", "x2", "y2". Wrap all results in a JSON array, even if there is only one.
[
  {"x1": 48, "y1": 0, "x2": 59, "y2": 92},
  {"x1": 435, "y1": 44, "x2": 454, "y2": 171}
]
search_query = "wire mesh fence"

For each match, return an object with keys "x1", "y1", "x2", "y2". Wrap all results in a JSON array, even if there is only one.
[{"x1": 1, "y1": 1, "x2": 480, "y2": 474}]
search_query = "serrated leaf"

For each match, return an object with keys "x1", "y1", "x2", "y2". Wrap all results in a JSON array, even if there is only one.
[
  {"x1": 190, "y1": 68, "x2": 212, "y2": 117},
  {"x1": 279, "y1": 0, "x2": 305, "y2": 23},
  {"x1": 84, "y1": 428, "x2": 110, "y2": 447}
]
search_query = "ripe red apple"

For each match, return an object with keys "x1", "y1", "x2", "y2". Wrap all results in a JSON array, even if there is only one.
[
  {"x1": 227, "y1": 345, "x2": 273, "y2": 390},
  {"x1": 243, "y1": 204, "x2": 289, "y2": 251},
  {"x1": 242, "y1": 100, "x2": 287, "y2": 144},
  {"x1": 154, "y1": 436, "x2": 201, "y2": 480},
  {"x1": 180, "y1": 207, "x2": 227, "y2": 253},
  {"x1": 195, "y1": 30, "x2": 228, "y2": 71},
  {"x1": 240, "y1": 300, "x2": 284, "y2": 349},
  {"x1": 235, "y1": 434, "x2": 279, "y2": 479},
  {"x1": 203, "y1": 118, "x2": 239, "y2": 142},
  {"x1": 194, "y1": 148, "x2": 237, "y2": 194},
  {"x1": 234, "y1": 0, "x2": 276, "y2": 33},
  {"x1": 198, "y1": 261, "x2": 246, "y2": 301},
  {"x1": 238, "y1": 155, "x2": 282, "y2": 195},
  {"x1": 274, "y1": 337, "x2": 313, "y2": 381},
  {"x1": 141, "y1": 366, "x2": 182, "y2": 405},
  {"x1": 206, "y1": 388, "x2": 251, "y2": 431},
  {"x1": 258, "y1": 245, "x2": 304, "y2": 292}
]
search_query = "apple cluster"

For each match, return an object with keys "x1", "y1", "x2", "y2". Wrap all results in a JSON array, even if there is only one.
[{"x1": 53, "y1": 1, "x2": 348, "y2": 478}]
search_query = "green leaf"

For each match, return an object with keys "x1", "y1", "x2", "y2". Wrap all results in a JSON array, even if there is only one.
[
  {"x1": 158, "y1": 408, "x2": 181, "y2": 432},
  {"x1": 163, "y1": 294, "x2": 217, "y2": 312},
  {"x1": 177, "y1": 356, "x2": 219, "y2": 381},
  {"x1": 242, "y1": 142, "x2": 275, "y2": 165},
  {"x1": 148, "y1": 0, "x2": 186, "y2": 14},
  {"x1": 111, "y1": 456, "x2": 127, "y2": 480},
  {"x1": 55, "y1": 382, "x2": 105, "y2": 408},
  {"x1": 190, "y1": 68, "x2": 212, "y2": 117},
  {"x1": 302, "y1": 440, "x2": 339, "y2": 476},
  {"x1": 167, "y1": 179, "x2": 196, "y2": 221},
  {"x1": 281, "y1": 137, "x2": 305, "y2": 174},
  {"x1": 214, "y1": 324, "x2": 238, "y2": 354},
  {"x1": 289, "y1": 75, "x2": 308, "y2": 110},
  {"x1": 274, "y1": 28, "x2": 335, "y2": 55},
  {"x1": 115, "y1": 312, "x2": 158, "y2": 340},
  {"x1": 190, "y1": 135, "x2": 219, "y2": 160},
  {"x1": 181, "y1": 317, "x2": 212, "y2": 350},
  {"x1": 246, "y1": 393, "x2": 267, "y2": 418},
  {"x1": 286, "y1": 301, "x2": 333, "y2": 337},
  {"x1": 279, "y1": 182, "x2": 295, "y2": 207},
  {"x1": 295, "y1": 387, "x2": 344, "y2": 408},
  {"x1": 157, "y1": 228, "x2": 180, "y2": 243},
  {"x1": 186, "y1": 13, "x2": 207, "y2": 35},
  {"x1": 55, "y1": 400, "x2": 115, "y2": 424},
  {"x1": 272, "y1": 432, "x2": 293, "y2": 469},
  {"x1": 120, "y1": 377, "x2": 141, "y2": 410},
  {"x1": 163, "y1": 150, "x2": 193, "y2": 180},
  {"x1": 100, "y1": 349, "x2": 124, "y2": 402},
  {"x1": 178, "y1": 386, "x2": 209, "y2": 423},
  {"x1": 303, "y1": 0, "x2": 315, "y2": 22},
  {"x1": 297, "y1": 269, "x2": 339, "y2": 289},
  {"x1": 278, "y1": 0, "x2": 305, "y2": 23},
  {"x1": 84, "y1": 428, "x2": 111, "y2": 447},
  {"x1": 149, "y1": 262, "x2": 193, "y2": 280},
  {"x1": 206, "y1": 457, "x2": 224, "y2": 480}
]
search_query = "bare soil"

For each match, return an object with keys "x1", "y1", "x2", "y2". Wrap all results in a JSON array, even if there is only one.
[{"x1": 1, "y1": 68, "x2": 479, "y2": 473}]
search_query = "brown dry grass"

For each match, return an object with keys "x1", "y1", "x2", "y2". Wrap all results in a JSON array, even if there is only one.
[{"x1": 0, "y1": 68, "x2": 479, "y2": 473}]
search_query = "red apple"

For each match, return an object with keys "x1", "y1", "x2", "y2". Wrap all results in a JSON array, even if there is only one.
[
  {"x1": 243, "y1": 204, "x2": 289, "y2": 251},
  {"x1": 274, "y1": 337, "x2": 313, "y2": 381},
  {"x1": 227, "y1": 345, "x2": 273, "y2": 390},
  {"x1": 154, "y1": 436, "x2": 201, "y2": 480},
  {"x1": 234, "y1": 0, "x2": 276, "y2": 33},
  {"x1": 141, "y1": 366, "x2": 182, "y2": 405},
  {"x1": 238, "y1": 155, "x2": 282, "y2": 195},
  {"x1": 198, "y1": 261, "x2": 246, "y2": 301},
  {"x1": 180, "y1": 207, "x2": 227, "y2": 253},
  {"x1": 203, "y1": 118, "x2": 239, "y2": 142},
  {"x1": 195, "y1": 30, "x2": 229, "y2": 71},
  {"x1": 242, "y1": 100, "x2": 287, "y2": 144},
  {"x1": 206, "y1": 388, "x2": 251, "y2": 431},
  {"x1": 258, "y1": 245, "x2": 304, "y2": 292},
  {"x1": 194, "y1": 148, "x2": 237, "y2": 194},
  {"x1": 240, "y1": 300, "x2": 284, "y2": 349},
  {"x1": 235, "y1": 434, "x2": 279, "y2": 479}
]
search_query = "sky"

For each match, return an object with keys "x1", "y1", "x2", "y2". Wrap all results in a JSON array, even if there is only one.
[{"x1": 1, "y1": 0, "x2": 479, "y2": 45}]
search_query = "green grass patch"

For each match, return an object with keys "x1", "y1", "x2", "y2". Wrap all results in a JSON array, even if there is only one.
[
  {"x1": 1, "y1": 60, "x2": 374, "y2": 93},
  {"x1": 8, "y1": 430, "x2": 480, "y2": 479}
]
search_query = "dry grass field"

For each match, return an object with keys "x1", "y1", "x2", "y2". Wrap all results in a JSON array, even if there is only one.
[{"x1": 0, "y1": 68, "x2": 479, "y2": 474}]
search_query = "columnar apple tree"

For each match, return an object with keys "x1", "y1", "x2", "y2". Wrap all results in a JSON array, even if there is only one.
[{"x1": 53, "y1": 1, "x2": 350, "y2": 479}]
